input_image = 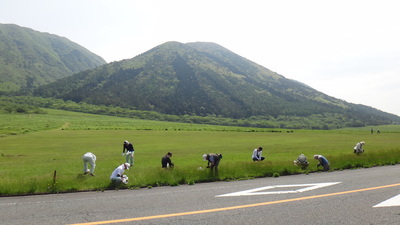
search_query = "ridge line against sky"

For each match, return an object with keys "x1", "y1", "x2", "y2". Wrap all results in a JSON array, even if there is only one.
[{"x1": 1, "y1": 0, "x2": 399, "y2": 116}]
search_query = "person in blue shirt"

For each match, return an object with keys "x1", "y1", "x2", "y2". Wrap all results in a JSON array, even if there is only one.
[{"x1": 314, "y1": 154, "x2": 330, "y2": 171}]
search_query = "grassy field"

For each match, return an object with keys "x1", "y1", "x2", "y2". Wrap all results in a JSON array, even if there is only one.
[{"x1": 1, "y1": 109, "x2": 400, "y2": 196}]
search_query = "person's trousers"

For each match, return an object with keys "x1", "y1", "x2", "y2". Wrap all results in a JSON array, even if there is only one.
[{"x1": 126, "y1": 151, "x2": 134, "y2": 165}]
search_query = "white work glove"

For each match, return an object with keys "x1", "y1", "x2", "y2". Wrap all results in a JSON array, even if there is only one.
[{"x1": 122, "y1": 153, "x2": 125, "y2": 156}]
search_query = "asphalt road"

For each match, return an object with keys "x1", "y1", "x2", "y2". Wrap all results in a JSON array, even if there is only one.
[{"x1": 2, "y1": 165, "x2": 400, "y2": 225}]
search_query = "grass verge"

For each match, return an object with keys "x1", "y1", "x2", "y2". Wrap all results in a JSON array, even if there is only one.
[{"x1": 1, "y1": 110, "x2": 400, "y2": 196}]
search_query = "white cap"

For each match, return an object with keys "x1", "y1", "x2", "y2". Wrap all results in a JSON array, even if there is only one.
[
  {"x1": 124, "y1": 163, "x2": 130, "y2": 170},
  {"x1": 202, "y1": 154, "x2": 207, "y2": 161}
]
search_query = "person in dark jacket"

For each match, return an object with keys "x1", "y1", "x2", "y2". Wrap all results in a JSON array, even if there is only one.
[
  {"x1": 122, "y1": 140, "x2": 135, "y2": 166},
  {"x1": 161, "y1": 152, "x2": 174, "y2": 169}
]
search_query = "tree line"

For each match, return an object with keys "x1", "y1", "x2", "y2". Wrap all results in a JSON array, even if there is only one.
[{"x1": 1, "y1": 96, "x2": 385, "y2": 130}]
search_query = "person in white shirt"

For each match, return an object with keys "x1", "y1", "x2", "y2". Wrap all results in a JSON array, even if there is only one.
[
  {"x1": 353, "y1": 141, "x2": 365, "y2": 154},
  {"x1": 252, "y1": 147, "x2": 265, "y2": 162},
  {"x1": 110, "y1": 163, "x2": 130, "y2": 185},
  {"x1": 82, "y1": 152, "x2": 96, "y2": 176}
]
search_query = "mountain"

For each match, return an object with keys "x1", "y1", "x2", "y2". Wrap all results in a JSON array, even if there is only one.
[
  {"x1": 33, "y1": 41, "x2": 400, "y2": 125},
  {"x1": 0, "y1": 23, "x2": 106, "y2": 93}
]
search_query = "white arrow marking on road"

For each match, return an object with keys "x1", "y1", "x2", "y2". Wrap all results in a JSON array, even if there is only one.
[
  {"x1": 216, "y1": 182, "x2": 341, "y2": 197},
  {"x1": 373, "y1": 194, "x2": 400, "y2": 207}
]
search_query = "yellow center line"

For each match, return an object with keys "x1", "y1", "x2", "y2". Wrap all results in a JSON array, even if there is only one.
[{"x1": 68, "y1": 183, "x2": 400, "y2": 225}]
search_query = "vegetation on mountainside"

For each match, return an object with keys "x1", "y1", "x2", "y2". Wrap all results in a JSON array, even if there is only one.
[
  {"x1": 1, "y1": 26, "x2": 398, "y2": 128},
  {"x1": 32, "y1": 42, "x2": 400, "y2": 127},
  {"x1": 1, "y1": 96, "x2": 398, "y2": 132},
  {"x1": 0, "y1": 23, "x2": 106, "y2": 93}
]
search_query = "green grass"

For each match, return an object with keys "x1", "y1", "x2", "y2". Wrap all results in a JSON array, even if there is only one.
[{"x1": 1, "y1": 109, "x2": 400, "y2": 196}]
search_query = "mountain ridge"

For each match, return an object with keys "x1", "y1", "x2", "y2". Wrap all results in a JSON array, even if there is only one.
[
  {"x1": 0, "y1": 23, "x2": 107, "y2": 93},
  {"x1": 33, "y1": 41, "x2": 400, "y2": 126}
]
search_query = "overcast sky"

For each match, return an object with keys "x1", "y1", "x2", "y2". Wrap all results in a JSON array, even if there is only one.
[{"x1": 2, "y1": 0, "x2": 399, "y2": 116}]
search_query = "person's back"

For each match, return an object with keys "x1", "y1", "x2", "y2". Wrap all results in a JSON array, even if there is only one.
[
  {"x1": 314, "y1": 154, "x2": 329, "y2": 171},
  {"x1": 319, "y1": 155, "x2": 329, "y2": 165},
  {"x1": 161, "y1": 152, "x2": 173, "y2": 168},
  {"x1": 110, "y1": 164, "x2": 124, "y2": 179},
  {"x1": 82, "y1": 152, "x2": 96, "y2": 175},
  {"x1": 110, "y1": 163, "x2": 130, "y2": 185},
  {"x1": 297, "y1": 154, "x2": 307, "y2": 163},
  {"x1": 354, "y1": 141, "x2": 365, "y2": 154},
  {"x1": 296, "y1": 154, "x2": 309, "y2": 169}
]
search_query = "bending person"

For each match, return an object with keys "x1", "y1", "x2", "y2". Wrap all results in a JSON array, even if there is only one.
[
  {"x1": 82, "y1": 152, "x2": 96, "y2": 176},
  {"x1": 353, "y1": 141, "x2": 365, "y2": 155},
  {"x1": 161, "y1": 152, "x2": 174, "y2": 169},
  {"x1": 314, "y1": 154, "x2": 330, "y2": 171},
  {"x1": 203, "y1": 153, "x2": 222, "y2": 176}
]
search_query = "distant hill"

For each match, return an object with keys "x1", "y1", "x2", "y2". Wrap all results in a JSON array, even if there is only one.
[
  {"x1": 33, "y1": 41, "x2": 400, "y2": 126},
  {"x1": 0, "y1": 23, "x2": 106, "y2": 93}
]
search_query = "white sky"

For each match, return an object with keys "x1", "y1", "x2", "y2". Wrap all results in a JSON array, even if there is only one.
[{"x1": 1, "y1": 0, "x2": 399, "y2": 116}]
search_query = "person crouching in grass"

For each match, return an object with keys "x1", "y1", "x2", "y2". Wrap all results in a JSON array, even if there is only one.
[
  {"x1": 203, "y1": 153, "x2": 222, "y2": 176},
  {"x1": 252, "y1": 147, "x2": 265, "y2": 162},
  {"x1": 161, "y1": 152, "x2": 174, "y2": 169}
]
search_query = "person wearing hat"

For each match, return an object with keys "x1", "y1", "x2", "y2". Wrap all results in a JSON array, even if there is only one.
[
  {"x1": 161, "y1": 152, "x2": 174, "y2": 169},
  {"x1": 110, "y1": 163, "x2": 130, "y2": 185},
  {"x1": 252, "y1": 147, "x2": 265, "y2": 162},
  {"x1": 82, "y1": 152, "x2": 96, "y2": 176},
  {"x1": 294, "y1": 153, "x2": 309, "y2": 169},
  {"x1": 203, "y1": 153, "x2": 222, "y2": 176},
  {"x1": 314, "y1": 155, "x2": 330, "y2": 171},
  {"x1": 122, "y1": 140, "x2": 135, "y2": 166},
  {"x1": 353, "y1": 141, "x2": 366, "y2": 155}
]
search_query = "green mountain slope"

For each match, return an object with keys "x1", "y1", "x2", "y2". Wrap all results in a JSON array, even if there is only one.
[
  {"x1": 0, "y1": 23, "x2": 106, "y2": 93},
  {"x1": 33, "y1": 41, "x2": 400, "y2": 125}
]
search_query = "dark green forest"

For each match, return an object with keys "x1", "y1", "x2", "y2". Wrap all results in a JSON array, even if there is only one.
[{"x1": 1, "y1": 96, "x2": 397, "y2": 130}]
